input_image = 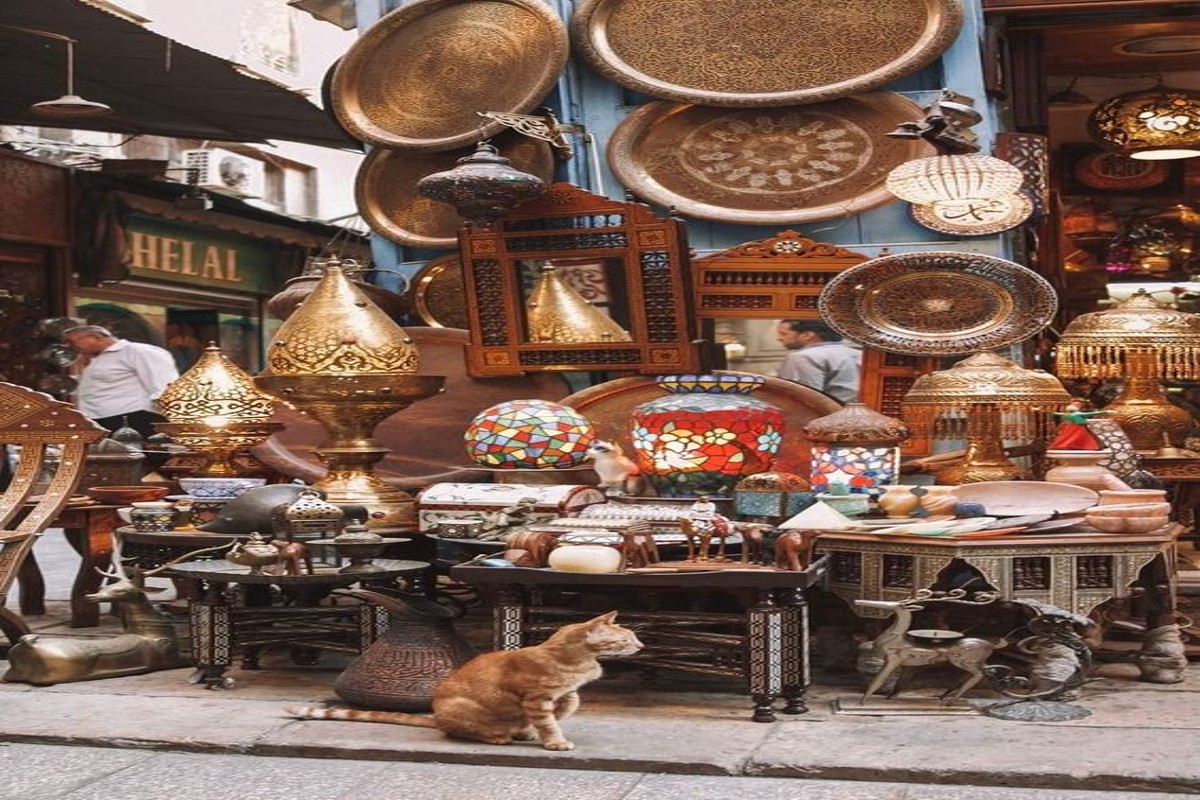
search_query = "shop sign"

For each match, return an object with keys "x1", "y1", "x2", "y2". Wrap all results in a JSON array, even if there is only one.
[{"x1": 124, "y1": 214, "x2": 275, "y2": 294}]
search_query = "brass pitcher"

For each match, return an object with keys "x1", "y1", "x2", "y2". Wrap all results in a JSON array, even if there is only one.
[{"x1": 335, "y1": 589, "x2": 477, "y2": 712}]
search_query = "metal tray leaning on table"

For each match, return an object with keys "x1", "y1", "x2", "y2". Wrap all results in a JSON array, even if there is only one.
[{"x1": 451, "y1": 557, "x2": 828, "y2": 723}]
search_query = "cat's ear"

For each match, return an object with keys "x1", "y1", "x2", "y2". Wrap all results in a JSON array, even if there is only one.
[{"x1": 591, "y1": 610, "x2": 619, "y2": 625}]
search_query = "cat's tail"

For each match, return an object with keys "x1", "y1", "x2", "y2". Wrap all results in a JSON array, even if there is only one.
[{"x1": 283, "y1": 705, "x2": 438, "y2": 728}]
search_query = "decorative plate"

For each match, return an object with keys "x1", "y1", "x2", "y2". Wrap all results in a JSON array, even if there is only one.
[
  {"x1": 572, "y1": 0, "x2": 963, "y2": 107},
  {"x1": 410, "y1": 254, "x2": 468, "y2": 328},
  {"x1": 561, "y1": 370, "x2": 841, "y2": 478},
  {"x1": 910, "y1": 191, "x2": 1036, "y2": 237},
  {"x1": 817, "y1": 251, "x2": 1058, "y2": 356},
  {"x1": 356, "y1": 133, "x2": 555, "y2": 249},
  {"x1": 329, "y1": 0, "x2": 568, "y2": 150},
  {"x1": 950, "y1": 482, "x2": 1098, "y2": 518},
  {"x1": 607, "y1": 93, "x2": 933, "y2": 225},
  {"x1": 1073, "y1": 150, "x2": 1169, "y2": 191}
]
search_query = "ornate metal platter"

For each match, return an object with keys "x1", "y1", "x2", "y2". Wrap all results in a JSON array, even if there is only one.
[
  {"x1": 356, "y1": 134, "x2": 555, "y2": 249},
  {"x1": 329, "y1": 0, "x2": 568, "y2": 150},
  {"x1": 607, "y1": 93, "x2": 933, "y2": 224},
  {"x1": 410, "y1": 254, "x2": 468, "y2": 328},
  {"x1": 817, "y1": 251, "x2": 1058, "y2": 356},
  {"x1": 909, "y1": 192, "x2": 1036, "y2": 237},
  {"x1": 572, "y1": 0, "x2": 962, "y2": 107}
]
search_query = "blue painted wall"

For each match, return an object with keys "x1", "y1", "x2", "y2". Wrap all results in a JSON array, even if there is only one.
[{"x1": 355, "y1": 0, "x2": 1008, "y2": 295}]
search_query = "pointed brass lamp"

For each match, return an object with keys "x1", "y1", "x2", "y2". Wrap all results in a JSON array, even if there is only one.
[
  {"x1": 525, "y1": 263, "x2": 632, "y2": 343},
  {"x1": 255, "y1": 265, "x2": 443, "y2": 530},
  {"x1": 902, "y1": 352, "x2": 1071, "y2": 484},
  {"x1": 156, "y1": 343, "x2": 283, "y2": 477}
]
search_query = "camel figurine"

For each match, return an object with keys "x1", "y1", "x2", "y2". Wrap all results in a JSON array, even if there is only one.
[
  {"x1": 679, "y1": 496, "x2": 732, "y2": 562},
  {"x1": 855, "y1": 595, "x2": 1006, "y2": 703}
]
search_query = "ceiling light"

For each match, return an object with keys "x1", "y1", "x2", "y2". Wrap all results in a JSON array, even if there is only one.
[
  {"x1": 0, "y1": 25, "x2": 113, "y2": 117},
  {"x1": 885, "y1": 154, "x2": 1025, "y2": 205},
  {"x1": 1088, "y1": 85, "x2": 1200, "y2": 160}
]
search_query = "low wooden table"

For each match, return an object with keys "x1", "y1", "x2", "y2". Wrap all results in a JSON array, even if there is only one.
[
  {"x1": 17, "y1": 503, "x2": 123, "y2": 628},
  {"x1": 450, "y1": 560, "x2": 827, "y2": 722}
]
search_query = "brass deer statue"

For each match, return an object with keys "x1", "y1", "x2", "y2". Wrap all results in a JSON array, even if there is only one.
[
  {"x1": 856, "y1": 592, "x2": 1006, "y2": 703},
  {"x1": 2, "y1": 538, "x2": 230, "y2": 686}
]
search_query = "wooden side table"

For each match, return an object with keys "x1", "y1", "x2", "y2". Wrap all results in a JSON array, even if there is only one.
[
  {"x1": 814, "y1": 530, "x2": 1182, "y2": 680},
  {"x1": 450, "y1": 561, "x2": 827, "y2": 722},
  {"x1": 17, "y1": 503, "x2": 123, "y2": 628}
]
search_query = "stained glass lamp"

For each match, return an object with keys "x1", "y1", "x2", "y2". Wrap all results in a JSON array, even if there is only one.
[
  {"x1": 801, "y1": 403, "x2": 909, "y2": 494},
  {"x1": 628, "y1": 374, "x2": 785, "y2": 498},
  {"x1": 463, "y1": 399, "x2": 596, "y2": 469}
]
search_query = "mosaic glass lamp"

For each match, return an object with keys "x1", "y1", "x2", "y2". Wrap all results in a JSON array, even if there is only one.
[
  {"x1": 628, "y1": 374, "x2": 785, "y2": 499},
  {"x1": 801, "y1": 403, "x2": 909, "y2": 494},
  {"x1": 463, "y1": 399, "x2": 596, "y2": 469},
  {"x1": 733, "y1": 471, "x2": 815, "y2": 524}
]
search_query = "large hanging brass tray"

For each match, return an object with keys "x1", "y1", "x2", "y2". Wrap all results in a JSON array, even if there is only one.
[
  {"x1": 572, "y1": 0, "x2": 963, "y2": 107},
  {"x1": 607, "y1": 93, "x2": 933, "y2": 225},
  {"x1": 817, "y1": 251, "x2": 1058, "y2": 356},
  {"x1": 356, "y1": 134, "x2": 556, "y2": 249},
  {"x1": 329, "y1": 0, "x2": 568, "y2": 150}
]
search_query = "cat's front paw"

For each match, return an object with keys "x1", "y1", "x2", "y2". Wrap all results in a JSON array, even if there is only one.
[{"x1": 542, "y1": 739, "x2": 575, "y2": 751}]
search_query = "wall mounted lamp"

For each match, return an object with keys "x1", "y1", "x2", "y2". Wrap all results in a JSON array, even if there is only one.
[{"x1": 0, "y1": 24, "x2": 113, "y2": 118}]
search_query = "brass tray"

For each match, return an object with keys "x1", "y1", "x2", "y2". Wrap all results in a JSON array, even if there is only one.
[
  {"x1": 356, "y1": 133, "x2": 556, "y2": 249},
  {"x1": 330, "y1": 0, "x2": 568, "y2": 150},
  {"x1": 410, "y1": 254, "x2": 468, "y2": 328},
  {"x1": 909, "y1": 192, "x2": 1035, "y2": 237},
  {"x1": 607, "y1": 94, "x2": 933, "y2": 225},
  {"x1": 561, "y1": 371, "x2": 841, "y2": 479},
  {"x1": 817, "y1": 251, "x2": 1058, "y2": 356},
  {"x1": 572, "y1": 0, "x2": 963, "y2": 107}
]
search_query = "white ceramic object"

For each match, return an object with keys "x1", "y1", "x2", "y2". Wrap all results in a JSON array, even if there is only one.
[
  {"x1": 116, "y1": 506, "x2": 133, "y2": 524},
  {"x1": 177, "y1": 477, "x2": 267, "y2": 498},
  {"x1": 1083, "y1": 502, "x2": 1172, "y2": 518},
  {"x1": 950, "y1": 481, "x2": 1098, "y2": 517},
  {"x1": 547, "y1": 544, "x2": 623, "y2": 573},
  {"x1": 779, "y1": 500, "x2": 855, "y2": 530},
  {"x1": 1097, "y1": 489, "x2": 1168, "y2": 505}
]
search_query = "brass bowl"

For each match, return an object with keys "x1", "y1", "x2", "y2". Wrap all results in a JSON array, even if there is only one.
[{"x1": 85, "y1": 485, "x2": 170, "y2": 505}]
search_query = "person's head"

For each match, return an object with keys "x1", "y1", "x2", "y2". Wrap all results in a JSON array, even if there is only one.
[
  {"x1": 776, "y1": 320, "x2": 841, "y2": 350},
  {"x1": 62, "y1": 325, "x2": 118, "y2": 355}
]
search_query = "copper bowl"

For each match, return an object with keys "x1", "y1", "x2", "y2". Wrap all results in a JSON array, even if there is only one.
[{"x1": 85, "y1": 485, "x2": 171, "y2": 505}]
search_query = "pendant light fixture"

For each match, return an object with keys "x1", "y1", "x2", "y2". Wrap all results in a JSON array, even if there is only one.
[
  {"x1": 0, "y1": 25, "x2": 114, "y2": 118},
  {"x1": 1088, "y1": 84, "x2": 1200, "y2": 161}
]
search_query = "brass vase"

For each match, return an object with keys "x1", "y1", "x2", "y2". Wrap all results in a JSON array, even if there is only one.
[
  {"x1": 255, "y1": 265, "x2": 443, "y2": 530},
  {"x1": 1102, "y1": 373, "x2": 1193, "y2": 451}
]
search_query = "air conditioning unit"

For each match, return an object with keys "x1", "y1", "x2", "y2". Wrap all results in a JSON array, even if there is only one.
[{"x1": 182, "y1": 148, "x2": 266, "y2": 198}]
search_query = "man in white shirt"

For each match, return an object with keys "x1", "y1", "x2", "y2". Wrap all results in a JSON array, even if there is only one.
[
  {"x1": 61, "y1": 325, "x2": 179, "y2": 437},
  {"x1": 775, "y1": 320, "x2": 861, "y2": 404}
]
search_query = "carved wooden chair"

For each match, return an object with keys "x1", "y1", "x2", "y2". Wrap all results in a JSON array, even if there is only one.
[{"x1": 0, "y1": 383, "x2": 107, "y2": 645}]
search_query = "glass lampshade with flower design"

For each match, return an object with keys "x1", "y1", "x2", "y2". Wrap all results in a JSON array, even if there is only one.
[
  {"x1": 801, "y1": 403, "x2": 909, "y2": 494},
  {"x1": 628, "y1": 374, "x2": 785, "y2": 499},
  {"x1": 155, "y1": 343, "x2": 283, "y2": 477}
]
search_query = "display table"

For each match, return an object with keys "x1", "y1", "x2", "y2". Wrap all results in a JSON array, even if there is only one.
[
  {"x1": 166, "y1": 557, "x2": 430, "y2": 688},
  {"x1": 815, "y1": 529, "x2": 1179, "y2": 631},
  {"x1": 450, "y1": 560, "x2": 828, "y2": 722},
  {"x1": 17, "y1": 503, "x2": 123, "y2": 628}
]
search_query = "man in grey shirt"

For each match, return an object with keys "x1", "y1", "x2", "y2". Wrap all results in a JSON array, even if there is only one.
[{"x1": 775, "y1": 320, "x2": 861, "y2": 404}]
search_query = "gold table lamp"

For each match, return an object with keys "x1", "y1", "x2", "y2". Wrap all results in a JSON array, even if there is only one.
[
  {"x1": 255, "y1": 264, "x2": 443, "y2": 530},
  {"x1": 1056, "y1": 289, "x2": 1200, "y2": 451},
  {"x1": 156, "y1": 343, "x2": 283, "y2": 477},
  {"x1": 902, "y1": 352, "x2": 1071, "y2": 484}
]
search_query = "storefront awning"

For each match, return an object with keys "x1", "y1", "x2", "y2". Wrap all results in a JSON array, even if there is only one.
[{"x1": 0, "y1": 0, "x2": 358, "y2": 150}]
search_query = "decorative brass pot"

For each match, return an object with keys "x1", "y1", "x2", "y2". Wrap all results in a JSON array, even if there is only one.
[{"x1": 334, "y1": 589, "x2": 476, "y2": 712}]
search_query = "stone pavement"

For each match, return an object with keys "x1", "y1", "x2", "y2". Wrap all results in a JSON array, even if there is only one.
[{"x1": 4, "y1": 531, "x2": 1200, "y2": 797}]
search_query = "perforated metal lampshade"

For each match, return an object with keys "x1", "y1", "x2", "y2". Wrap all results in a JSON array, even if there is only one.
[
  {"x1": 1088, "y1": 85, "x2": 1200, "y2": 161},
  {"x1": 1056, "y1": 289, "x2": 1200, "y2": 380}
]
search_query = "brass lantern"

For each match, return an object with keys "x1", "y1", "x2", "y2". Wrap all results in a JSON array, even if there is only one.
[{"x1": 1088, "y1": 85, "x2": 1200, "y2": 161}]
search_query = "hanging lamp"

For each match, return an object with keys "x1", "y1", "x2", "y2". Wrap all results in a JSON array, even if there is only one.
[{"x1": 1088, "y1": 84, "x2": 1200, "y2": 161}]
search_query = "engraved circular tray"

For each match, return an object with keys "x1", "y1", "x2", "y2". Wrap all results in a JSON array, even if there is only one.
[
  {"x1": 329, "y1": 0, "x2": 568, "y2": 150},
  {"x1": 357, "y1": 133, "x2": 556, "y2": 249},
  {"x1": 572, "y1": 0, "x2": 963, "y2": 107},
  {"x1": 607, "y1": 93, "x2": 933, "y2": 224},
  {"x1": 817, "y1": 251, "x2": 1058, "y2": 356},
  {"x1": 910, "y1": 192, "x2": 1036, "y2": 237},
  {"x1": 410, "y1": 254, "x2": 468, "y2": 327},
  {"x1": 561, "y1": 370, "x2": 841, "y2": 478}
]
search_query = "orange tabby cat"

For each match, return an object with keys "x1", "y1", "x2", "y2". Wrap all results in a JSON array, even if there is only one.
[{"x1": 285, "y1": 610, "x2": 642, "y2": 751}]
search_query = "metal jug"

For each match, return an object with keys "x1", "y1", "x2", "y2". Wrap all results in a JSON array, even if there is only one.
[{"x1": 334, "y1": 588, "x2": 477, "y2": 711}]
